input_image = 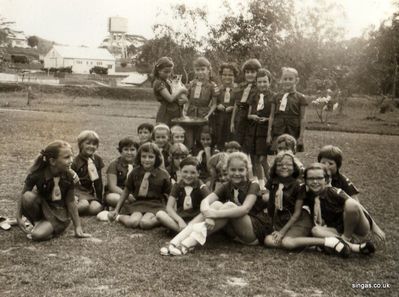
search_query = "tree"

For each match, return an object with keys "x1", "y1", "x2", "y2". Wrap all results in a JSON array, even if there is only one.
[{"x1": 27, "y1": 35, "x2": 39, "y2": 48}]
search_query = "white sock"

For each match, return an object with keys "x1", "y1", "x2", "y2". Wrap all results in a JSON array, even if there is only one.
[{"x1": 324, "y1": 237, "x2": 340, "y2": 249}]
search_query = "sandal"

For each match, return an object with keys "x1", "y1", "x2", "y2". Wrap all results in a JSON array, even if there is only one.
[
  {"x1": 359, "y1": 241, "x2": 375, "y2": 255},
  {"x1": 333, "y1": 237, "x2": 351, "y2": 258},
  {"x1": 160, "y1": 246, "x2": 170, "y2": 256}
]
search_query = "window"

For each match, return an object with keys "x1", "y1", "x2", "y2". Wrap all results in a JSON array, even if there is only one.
[
  {"x1": 107, "y1": 64, "x2": 112, "y2": 69},
  {"x1": 97, "y1": 61, "x2": 102, "y2": 66},
  {"x1": 76, "y1": 60, "x2": 82, "y2": 64}
]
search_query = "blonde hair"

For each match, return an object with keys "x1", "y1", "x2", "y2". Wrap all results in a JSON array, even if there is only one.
[
  {"x1": 226, "y1": 152, "x2": 250, "y2": 171},
  {"x1": 169, "y1": 143, "x2": 189, "y2": 156},
  {"x1": 281, "y1": 67, "x2": 299, "y2": 78},
  {"x1": 153, "y1": 123, "x2": 170, "y2": 137},
  {"x1": 170, "y1": 125, "x2": 185, "y2": 135},
  {"x1": 77, "y1": 130, "x2": 99, "y2": 151}
]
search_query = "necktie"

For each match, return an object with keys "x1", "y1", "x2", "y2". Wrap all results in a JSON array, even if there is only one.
[
  {"x1": 224, "y1": 88, "x2": 231, "y2": 103},
  {"x1": 257, "y1": 93, "x2": 264, "y2": 111},
  {"x1": 274, "y1": 183, "x2": 284, "y2": 211},
  {"x1": 87, "y1": 158, "x2": 99, "y2": 181},
  {"x1": 127, "y1": 164, "x2": 133, "y2": 176},
  {"x1": 279, "y1": 93, "x2": 289, "y2": 111},
  {"x1": 240, "y1": 84, "x2": 252, "y2": 102},
  {"x1": 194, "y1": 82, "x2": 202, "y2": 99},
  {"x1": 52, "y1": 177, "x2": 61, "y2": 201},
  {"x1": 138, "y1": 172, "x2": 151, "y2": 197},
  {"x1": 313, "y1": 195, "x2": 323, "y2": 226},
  {"x1": 183, "y1": 186, "x2": 194, "y2": 210},
  {"x1": 233, "y1": 189, "x2": 241, "y2": 205}
]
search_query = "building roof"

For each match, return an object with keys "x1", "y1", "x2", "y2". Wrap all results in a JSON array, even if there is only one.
[
  {"x1": 52, "y1": 45, "x2": 115, "y2": 61},
  {"x1": 120, "y1": 72, "x2": 148, "y2": 85}
]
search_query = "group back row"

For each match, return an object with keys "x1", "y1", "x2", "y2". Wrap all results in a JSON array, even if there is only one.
[{"x1": 16, "y1": 57, "x2": 385, "y2": 258}]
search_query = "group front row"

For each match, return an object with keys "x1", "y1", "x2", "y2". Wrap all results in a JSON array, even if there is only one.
[{"x1": 16, "y1": 131, "x2": 385, "y2": 259}]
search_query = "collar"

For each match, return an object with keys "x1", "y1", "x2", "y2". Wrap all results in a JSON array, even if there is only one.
[
  {"x1": 178, "y1": 179, "x2": 200, "y2": 189},
  {"x1": 138, "y1": 166, "x2": 158, "y2": 177},
  {"x1": 44, "y1": 167, "x2": 54, "y2": 181},
  {"x1": 74, "y1": 153, "x2": 94, "y2": 169},
  {"x1": 270, "y1": 176, "x2": 297, "y2": 186},
  {"x1": 117, "y1": 157, "x2": 131, "y2": 168},
  {"x1": 229, "y1": 180, "x2": 250, "y2": 192}
]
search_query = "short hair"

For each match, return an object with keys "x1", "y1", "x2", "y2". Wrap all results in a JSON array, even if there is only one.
[
  {"x1": 276, "y1": 134, "x2": 297, "y2": 154},
  {"x1": 170, "y1": 125, "x2": 185, "y2": 135},
  {"x1": 224, "y1": 141, "x2": 241, "y2": 151},
  {"x1": 242, "y1": 59, "x2": 261, "y2": 72},
  {"x1": 304, "y1": 162, "x2": 331, "y2": 183},
  {"x1": 135, "y1": 142, "x2": 163, "y2": 168},
  {"x1": 169, "y1": 143, "x2": 189, "y2": 156},
  {"x1": 193, "y1": 57, "x2": 211, "y2": 68},
  {"x1": 77, "y1": 130, "x2": 99, "y2": 151},
  {"x1": 219, "y1": 62, "x2": 239, "y2": 77},
  {"x1": 118, "y1": 137, "x2": 139, "y2": 153},
  {"x1": 137, "y1": 123, "x2": 154, "y2": 133},
  {"x1": 180, "y1": 156, "x2": 200, "y2": 170},
  {"x1": 155, "y1": 57, "x2": 174, "y2": 69},
  {"x1": 226, "y1": 152, "x2": 250, "y2": 172},
  {"x1": 153, "y1": 123, "x2": 170, "y2": 137},
  {"x1": 269, "y1": 151, "x2": 301, "y2": 179},
  {"x1": 257, "y1": 68, "x2": 272, "y2": 83},
  {"x1": 317, "y1": 145, "x2": 343, "y2": 169},
  {"x1": 281, "y1": 67, "x2": 299, "y2": 78}
]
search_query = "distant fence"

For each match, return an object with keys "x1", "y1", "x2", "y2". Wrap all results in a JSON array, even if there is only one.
[
  {"x1": 0, "y1": 73, "x2": 59, "y2": 85},
  {"x1": 0, "y1": 82, "x2": 154, "y2": 101}
]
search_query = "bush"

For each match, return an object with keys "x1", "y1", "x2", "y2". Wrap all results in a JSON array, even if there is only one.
[{"x1": 90, "y1": 66, "x2": 108, "y2": 75}]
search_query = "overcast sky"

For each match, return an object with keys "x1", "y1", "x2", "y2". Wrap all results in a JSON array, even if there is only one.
[{"x1": 0, "y1": 0, "x2": 395, "y2": 47}]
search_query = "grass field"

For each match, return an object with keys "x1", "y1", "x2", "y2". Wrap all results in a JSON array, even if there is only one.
[{"x1": 0, "y1": 93, "x2": 398, "y2": 297}]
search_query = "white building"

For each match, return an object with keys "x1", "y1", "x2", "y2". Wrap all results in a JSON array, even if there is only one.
[
  {"x1": 43, "y1": 45, "x2": 116, "y2": 74},
  {"x1": 9, "y1": 32, "x2": 29, "y2": 48}
]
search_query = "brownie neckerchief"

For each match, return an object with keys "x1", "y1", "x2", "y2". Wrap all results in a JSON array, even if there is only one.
[
  {"x1": 87, "y1": 158, "x2": 99, "y2": 181},
  {"x1": 193, "y1": 82, "x2": 202, "y2": 99},
  {"x1": 224, "y1": 87, "x2": 231, "y2": 103},
  {"x1": 240, "y1": 84, "x2": 252, "y2": 103},
  {"x1": 183, "y1": 186, "x2": 194, "y2": 210},
  {"x1": 52, "y1": 177, "x2": 62, "y2": 201},
  {"x1": 138, "y1": 172, "x2": 151, "y2": 197},
  {"x1": 127, "y1": 164, "x2": 133, "y2": 176},
  {"x1": 257, "y1": 93, "x2": 264, "y2": 111},
  {"x1": 279, "y1": 93, "x2": 289, "y2": 111},
  {"x1": 274, "y1": 183, "x2": 284, "y2": 211},
  {"x1": 313, "y1": 195, "x2": 323, "y2": 226}
]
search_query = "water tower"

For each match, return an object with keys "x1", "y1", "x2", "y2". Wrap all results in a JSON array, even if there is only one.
[{"x1": 108, "y1": 16, "x2": 128, "y2": 59}]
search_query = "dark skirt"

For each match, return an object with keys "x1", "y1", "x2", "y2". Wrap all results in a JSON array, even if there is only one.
[
  {"x1": 244, "y1": 122, "x2": 271, "y2": 155},
  {"x1": 156, "y1": 102, "x2": 181, "y2": 126},
  {"x1": 250, "y1": 211, "x2": 273, "y2": 243},
  {"x1": 75, "y1": 187, "x2": 99, "y2": 202},
  {"x1": 234, "y1": 107, "x2": 249, "y2": 145},
  {"x1": 22, "y1": 192, "x2": 71, "y2": 235},
  {"x1": 123, "y1": 199, "x2": 165, "y2": 215},
  {"x1": 271, "y1": 114, "x2": 304, "y2": 152},
  {"x1": 284, "y1": 209, "x2": 313, "y2": 237}
]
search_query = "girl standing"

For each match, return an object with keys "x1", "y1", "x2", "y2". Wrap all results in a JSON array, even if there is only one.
[
  {"x1": 230, "y1": 59, "x2": 261, "y2": 146},
  {"x1": 16, "y1": 141, "x2": 90, "y2": 241},
  {"x1": 184, "y1": 57, "x2": 219, "y2": 149},
  {"x1": 108, "y1": 143, "x2": 171, "y2": 229},
  {"x1": 153, "y1": 57, "x2": 187, "y2": 126},
  {"x1": 246, "y1": 68, "x2": 274, "y2": 188}
]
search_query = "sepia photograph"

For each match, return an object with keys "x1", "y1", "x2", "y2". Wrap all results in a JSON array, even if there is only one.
[{"x1": 0, "y1": 0, "x2": 397, "y2": 296}]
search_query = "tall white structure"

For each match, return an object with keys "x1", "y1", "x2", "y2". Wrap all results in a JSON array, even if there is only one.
[{"x1": 108, "y1": 17, "x2": 128, "y2": 59}]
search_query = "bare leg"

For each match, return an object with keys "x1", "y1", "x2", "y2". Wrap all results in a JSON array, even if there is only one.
[
  {"x1": 21, "y1": 191, "x2": 42, "y2": 223},
  {"x1": 119, "y1": 212, "x2": 142, "y2": 228},
  {"x1": 105, "y1": 193, "x2": 120, "y2": 208},
  {"x1": 140, "y1": 212, "x2": 159, "y2": 229},
  {"x1": 88, "y1": 200, "x2": 103, "y2": 215},
  {"x1": 77, "y1": 199, "x2": 90, "y2": 215},
  {"x1": 31, "y1": 221, "x2": 54, "y2": 241},
  {"x1": 156, "y1": 210, "x2": 180, "y2": 233}
]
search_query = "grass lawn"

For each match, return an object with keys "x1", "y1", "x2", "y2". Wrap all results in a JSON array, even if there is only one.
[{"x1": 0, "y1": 93, "x2": 398, "y2": 297}]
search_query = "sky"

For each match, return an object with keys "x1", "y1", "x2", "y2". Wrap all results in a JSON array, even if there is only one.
[{"x1": 0, "y1": 0, "x2": 395, "y2": 47}]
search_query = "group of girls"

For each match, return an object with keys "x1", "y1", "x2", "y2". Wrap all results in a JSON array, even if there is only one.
[{"x1": 15, "y1": 55, "x2": 385, "y2": 259}]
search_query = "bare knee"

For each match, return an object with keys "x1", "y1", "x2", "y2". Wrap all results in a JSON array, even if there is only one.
[
  {"x1": 311, "y1": 226, "x2": 324, "y2": 237},
  {"x1": 209, "y1": 201, "x2": 224, "y2": 210},
  {"x1": 105, "y1": 193, "x2": 120, "y2": 207},
  {"x1": 264, "y1": 235, "x2": 276, "y2": 247},
  {"x1": 344, "y1": 199, "x2": 361, "y2": 214},
  {"x1": 88, "y1": 201, "x2": 103, "y2": 215},
  {"x1": 156, "y1": 210, "x2": 168, "y2": 220},
  {"x1": 31, "y1": 225, "x2": 53, "y2": 241},
  {"x1": 220, "y1": 201, "x2": 237, "y2": 209},
  {"x1": 77, "y1": 200, "x2": 90, "y2": 214},
  {"x1": 22, "y1": 191, "x2": 39, "y2": 206},
  {"x1": 140, "y1": 216, "x2": 158, "y2": 230}
]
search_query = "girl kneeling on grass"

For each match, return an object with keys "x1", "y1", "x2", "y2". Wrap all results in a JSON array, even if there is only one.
[
  {"x1": 108, "y1": 142, "x2": 171, "y2": 229},
  {"x1": 161, "y1": 152, "x2": 270, "y2": 256},
  {"x1": 157, "y1": 156, "x2": 211, "y2": 233},
  {"x1": 16, "y1": 141, "x2": 90, "y2": 241}
]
